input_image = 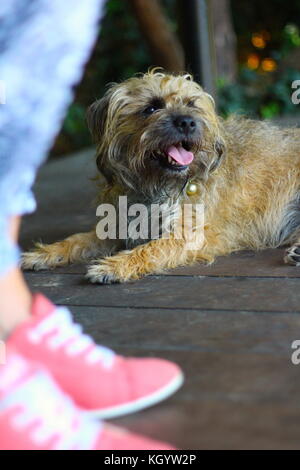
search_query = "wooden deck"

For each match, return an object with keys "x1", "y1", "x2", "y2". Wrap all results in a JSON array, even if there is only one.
[{"x1": 21, "y1": 149, "x2": 300, "y2": 450}]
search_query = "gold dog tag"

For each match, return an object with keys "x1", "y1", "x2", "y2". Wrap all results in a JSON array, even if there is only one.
[{"x1": 186, "y1": 182, "x2": 198, "y2": 196}]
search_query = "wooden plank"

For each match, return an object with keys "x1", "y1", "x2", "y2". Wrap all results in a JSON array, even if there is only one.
[
  {"x1": 70, "y1": 306, "x2": 300, "y2": 356},
  {"x1": 171, "y1": 248, "x2": 300, "y2": 278},
  {"x1": 114, "y1": 393, "x2": 300, "y2": 449},
  {"x1": 35, "y1": 248, "x2": 300, "y2": 277},
  {"x1": 21, "y1": 214, "x2": 95, "y2": 249},
  {"x1": 24, "y1": 272, "x2": 300, "y2": 312},
  {"x1": 26, "y1": 148, "x2": 96, "y2": 212},
  {"x1": 104, "y1": 348, "x2": 300, "y2": 449},
  {"x1": 50, "y1": 303, "x2": 300, "y2": 449},
  {"x1": 20, "y1": 149, "x2": 97, "y2": 249}
]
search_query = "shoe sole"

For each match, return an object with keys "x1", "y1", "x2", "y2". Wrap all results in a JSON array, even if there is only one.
[{"x1": 87, "y1": 370, "x2": 184, "y2": 419}]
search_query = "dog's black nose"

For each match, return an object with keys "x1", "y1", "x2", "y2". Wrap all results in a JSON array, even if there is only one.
[{"x1": 173, "y1": 115, "x2": 196, "y2": 135}]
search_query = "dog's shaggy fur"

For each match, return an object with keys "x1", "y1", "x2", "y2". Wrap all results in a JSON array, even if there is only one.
[{"x1": 22, "y1": 70, "x2": 300, "y2": 283}]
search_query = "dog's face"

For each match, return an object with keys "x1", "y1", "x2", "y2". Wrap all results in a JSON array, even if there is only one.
[{"x1": 87, "y1": 71, "x2": 225, "y2": 197}]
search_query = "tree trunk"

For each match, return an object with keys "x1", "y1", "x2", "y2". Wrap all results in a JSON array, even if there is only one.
[
  {"x1": 130, "y1": 0, "x2": 185, "y2": 73},
  {"x1": 176, "y1": 0, "x2": 217, "y2": 97},
  {"x1": 211, "y1": 0, "x2": 237, "y2": 82}
]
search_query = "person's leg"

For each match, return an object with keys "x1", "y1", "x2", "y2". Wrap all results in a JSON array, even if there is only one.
[
  {"x1": 0, "y1": 217, "x2": 32, "y2": 339},
  {"x1": 0, "y1": 0, "x2": 106, "y2": 330}
]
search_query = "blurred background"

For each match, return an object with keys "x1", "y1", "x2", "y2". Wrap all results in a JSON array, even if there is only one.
[{"x1": 50, "y1": 0, "x2": 300, "y2": 158}]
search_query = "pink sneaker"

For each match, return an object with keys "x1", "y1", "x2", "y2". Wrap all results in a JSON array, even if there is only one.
[
  {"x1": 7, "y1": 294, "x2": 183, "y2": 418},
  {"x1": 0, "y1": 351, "x2": 175, "y2": 450}
]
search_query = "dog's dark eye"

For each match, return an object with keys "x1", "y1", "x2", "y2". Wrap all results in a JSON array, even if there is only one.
[
  {"x1": 144, "y1": 105, "x2": 158, "y2": 115},
  {"x1": 187, "y1": 100, "x2": 195, "y2": 108},
  {"x1": 143, "y1": 98, "x2": 165, "y2": 116}
]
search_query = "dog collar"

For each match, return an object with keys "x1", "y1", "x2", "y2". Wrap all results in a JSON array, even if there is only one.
[{"x1": 186, "y1": 182, "x2": 198, "y2": 196}]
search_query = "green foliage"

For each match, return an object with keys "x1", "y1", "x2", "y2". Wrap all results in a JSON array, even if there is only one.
[
  {"x1": 62, "y1": 103, "x2": 90, "y2": 146},
  {"x1": 218, "y1": 23, "x2": 300, "y2": 119},
  {"x1": 282, "y1": 24, "x2": 300, "y2": 53},
  {"x1": 218, "y1": 67, "x2": 300, "y2": 119}
]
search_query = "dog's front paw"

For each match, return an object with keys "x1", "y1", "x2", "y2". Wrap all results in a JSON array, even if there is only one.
[
  {"x1": 86, "y1": 261, "x2": 122, "y2": 284},
  {"x1": 21, "y1": 243, "x2": 68, "y2": 271},
  {"x1": 86, "y1": 251, "x2": 142, "y2": 284},
  {"x1": 284, "y1": 243, "x2": 300, "y2": 266}
]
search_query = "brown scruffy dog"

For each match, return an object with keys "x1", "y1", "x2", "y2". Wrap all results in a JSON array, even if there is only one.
[{"x1": 22, "y1": 70, "x2": 300, "y2": 283}]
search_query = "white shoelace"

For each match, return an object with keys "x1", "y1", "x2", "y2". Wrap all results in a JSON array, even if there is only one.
[
  {"x1": 0, "y1": 355, "x2": 101, "y2": 450},
  {"x1": 27, "y1": 307, "x2": 115, "y2": 368}
]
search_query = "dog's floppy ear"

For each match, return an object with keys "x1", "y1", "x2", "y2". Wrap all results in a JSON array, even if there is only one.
[
  {"x1": 209, "y1": 138, "x2": 226, "y2": 173},
  {"x1": 86, "y1": 93, "x2": 111, "y2": 143},
  {"x1": 86, "y1": 92, "x2": 115, "y2": 183}
]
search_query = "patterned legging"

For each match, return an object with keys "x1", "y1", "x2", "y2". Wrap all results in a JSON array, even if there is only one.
[{"x1": 0, "y1": 0, "x2": 105, "y2": 275}]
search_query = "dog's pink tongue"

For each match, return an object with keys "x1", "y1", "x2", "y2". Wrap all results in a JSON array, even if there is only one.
[{"x1": 167, "y1": 145, "x2": 194, "y2": 165}]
